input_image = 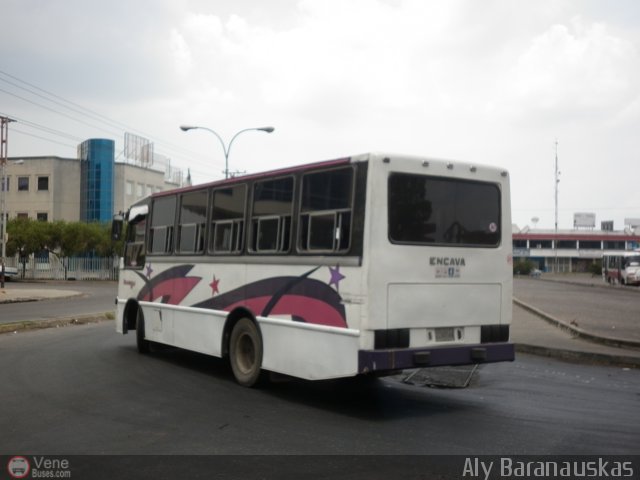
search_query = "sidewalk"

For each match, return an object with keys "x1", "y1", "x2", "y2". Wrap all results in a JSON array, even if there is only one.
[
  {"x1": 513, "y1": 272, "x2": 640, "y2": 367},
  {"x1": 0, "y1": 286, "x2": 81, "y2": 303},
  {"x1": 0, "y1": 285, "x2": 107, "y2": 333},
  {"x1": 511, "y1": 302, "x2": 640, "y2": 368}
]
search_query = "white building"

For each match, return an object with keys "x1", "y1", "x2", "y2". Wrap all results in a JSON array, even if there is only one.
[{"x1": 4, "y1": 153, "x2": 184, "y2": 223}]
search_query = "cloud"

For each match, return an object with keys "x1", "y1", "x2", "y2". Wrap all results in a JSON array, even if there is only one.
[
  {"x1": 2, "y1": 0, "x2": 640, "y2": 228},
  {"x1": 507, "y1": 16, "x2": 639, "y2": 119}
]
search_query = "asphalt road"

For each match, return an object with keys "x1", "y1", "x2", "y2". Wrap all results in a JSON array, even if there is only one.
[
  {"x1": 1, "y1": 321, "x2": 638, "y2": 456},
  {"x1": 0, "y1": 281, "x2": 116, "y2": 324}
]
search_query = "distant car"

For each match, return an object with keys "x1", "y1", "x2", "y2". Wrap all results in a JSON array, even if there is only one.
[
  {"x1": 529, "y1": 268, "x2": 542, "y2": 278},
  {"x1": 2, "y1": 266, "x2": 18, "y2": 280}
]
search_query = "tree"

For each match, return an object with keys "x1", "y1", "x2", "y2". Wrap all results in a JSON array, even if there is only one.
[{"x1": 6, "y1": 219, "x2": 117, "y2": 257}]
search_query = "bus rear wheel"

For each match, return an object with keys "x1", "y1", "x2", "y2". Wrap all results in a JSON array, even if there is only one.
[{"x1": 229, "y1": 318, "x2": 264, "y2": 387}]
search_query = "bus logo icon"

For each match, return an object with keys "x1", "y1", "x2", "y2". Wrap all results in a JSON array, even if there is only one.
[
  {"x1": 435, "y1": 266, "x2": 461, "y2": 278},
  {"x1": 7, "y1": 456, "x2": 30, "y2": 479}
]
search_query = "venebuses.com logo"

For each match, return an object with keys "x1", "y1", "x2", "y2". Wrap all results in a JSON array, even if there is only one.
[
  {"x1": 6, "y1": 456, "x2": 72, "y2": 478},
  {"x1": 7, "y1": 456, "x2": 30, "y2": 479}
]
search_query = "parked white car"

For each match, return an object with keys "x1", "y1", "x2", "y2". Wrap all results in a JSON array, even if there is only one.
[{"x1": 2, "y1": 265, "x2": 18, "y2": 280}]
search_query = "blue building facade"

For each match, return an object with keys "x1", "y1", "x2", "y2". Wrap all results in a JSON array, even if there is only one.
[{"x1": 78, "y1": 138, "x2": 114, "y2": 223}]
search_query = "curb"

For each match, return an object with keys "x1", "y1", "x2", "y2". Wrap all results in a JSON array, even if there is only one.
[
  {"x1": 0, "y1": 298, "x2": 39, "y2": 305},
  {"x1": 0, "y1": 291, "x2": 85, "y2": 305},
  {"x1": 513, "y1": 297, "x2": 640, "y2": 351},
  {"x1": 514, "y1": 343, "x2": 640, "y2": 369},
  {"x1": 533, "y1": 276, "x2": 640, "y2": 293},
  {"x1": 0, "y1": 312, "x2": 114, "y2": 335}
]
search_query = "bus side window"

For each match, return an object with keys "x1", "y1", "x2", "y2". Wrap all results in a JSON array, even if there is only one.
[
  {"x1": 210, "y1": 185, "x2": 247, "y2": 254},
  {"x1": 299, "y1": 167, "x2": 354, "y2": 253},
  {"x1": 177, "y1": 190, "x2": 208, "y2": 254},
  {"x1": 149, "y1": 196, "x2": 177, "y2": 254},
  {"x1": 250, "y1": 177, "x2": 293, "y2": 254},
  {"x1": 124, "y1": 219, "x2": 146, "y2": 269}
]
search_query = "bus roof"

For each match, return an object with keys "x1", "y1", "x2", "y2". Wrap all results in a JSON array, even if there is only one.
[
  {"x1": 149, "y1": 152, "x2": 509, "y2": 200},
  {"x1": 153, "y1": 156, "x2": 352, "y2": 199}
]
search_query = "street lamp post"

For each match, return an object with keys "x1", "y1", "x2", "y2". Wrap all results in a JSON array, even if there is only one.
[
  {"x1": 179, "y1": 125, "x2": 275, "y2": 179},
  {"x1": 0, "y1": 159, "x2": 5, "y2": 288},
  {"x1": 1, "y1": 116, "x2": 16, "y2": 289}
]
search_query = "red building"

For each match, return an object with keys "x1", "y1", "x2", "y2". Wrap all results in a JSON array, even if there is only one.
[{"x1": 512, "y1": 227, "x2": 640, "y2": 273}]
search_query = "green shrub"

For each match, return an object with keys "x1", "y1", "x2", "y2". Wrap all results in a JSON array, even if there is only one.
[
  {"x1": 513, "y1": 259, "x2": 535, "y2": 275},
  {"x1": 589, "y1": 260, "x2": 602, "y2": 276}
]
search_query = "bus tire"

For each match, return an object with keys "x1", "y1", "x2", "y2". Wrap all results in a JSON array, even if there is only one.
[
  {"x1": 229, "y1": 318, "x2": 264, "y2": 387},
  {"x1": 136, "y1": 308, "x2": 151, "y2": 354}
]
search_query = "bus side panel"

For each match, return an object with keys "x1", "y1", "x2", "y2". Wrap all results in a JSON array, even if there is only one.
[
  {"x1": 115, "y1": 300, "x2": 126, "y2": 334},
  {"x1": 137, "y1": 302, "x2": 224, "y2": 355},
  {"x1": 139, "y1": 302, "x2": 175, "y2": 346},
  {"x1": 167, "y1": 308, "x2": 225, "y2": 357},
  {"x1": 259, "y1": 319, "x2": 360, "y2": 380}
]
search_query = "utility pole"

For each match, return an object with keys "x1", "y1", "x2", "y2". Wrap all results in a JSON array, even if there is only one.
[
  {"x1": 1, "y1": 116, "x2": 15, "y2": 288},
  {"x1": 554, "y1": 139, "x2": 559, "y2": 274}
]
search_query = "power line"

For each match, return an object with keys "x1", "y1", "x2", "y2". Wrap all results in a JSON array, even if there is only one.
[
  {"x1": 0, "y1": 111, "x2": 85, "y2": 143},
  {"x1": 0, "y1": 86, "x2": 123, "y2": 138},
  {"x1": 11, "y1": 128, "x2": 79, "y2": 150},
  {"x1": 0, "y1": 70, "x2": 229, "y2": 181},
  {"x1": 0, "y1": 70, "x2": 213, "y2": 167},
  {"x1": 0, "y1": 73, "x2": 126, "y2": 134}
]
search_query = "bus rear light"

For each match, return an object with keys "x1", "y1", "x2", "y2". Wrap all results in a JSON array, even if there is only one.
[
  {"x1": 374, "y1": 329, "x2": 409, "y2": 349},
  {"x1": 480, "y1": 325, "x2": 510, "y2": 343}
]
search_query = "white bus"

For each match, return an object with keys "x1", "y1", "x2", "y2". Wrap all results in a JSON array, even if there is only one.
[
  {"x1": 115, "y1": 153, "x2": 514, "y2": 386},
  {"x1": 602, "y1": 252, "x2": 640, "y2": 286}
]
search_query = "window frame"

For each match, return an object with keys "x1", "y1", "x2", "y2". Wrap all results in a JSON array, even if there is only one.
[
  {"x1": 148, "y1": 195, "x2": 177, "y2": 255},
  {"x1": 124, "y1": 217, "x2": 147, "y2": 270},
  {"x1": 176, "y1": 190, "x2": 208, "y2": 255},
  {"x1": 209, "y1": 184, "x2": 247, "y2": 255},
  {"x1": 387, "y1": 172, "x2": 502, "y2": 248},
  {"x1": 17, "y1": 176, "x2": 29, "y2": 192},
  {"x1": 249, "y1": 176, "x2": 294, "y2": 255},
  {"x1": 37, "y1": 176, "x2": 49, "y2": 192},
  {"x1": 297, "y1": 166, "x2": 355, "y2": 254}
]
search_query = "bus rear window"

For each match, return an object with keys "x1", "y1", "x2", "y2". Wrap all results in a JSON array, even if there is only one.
[{"x1": 388, "y1": 173, "x2": 501, "y2": 247}]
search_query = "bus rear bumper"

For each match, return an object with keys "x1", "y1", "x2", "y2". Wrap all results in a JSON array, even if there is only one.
[{"x1": 358, "y1": 342, "x2": 515, "y2": 374}]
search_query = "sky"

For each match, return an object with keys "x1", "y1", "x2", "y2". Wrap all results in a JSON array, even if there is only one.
[{"x1": 1, "y1": 0, "x2": 639, "y2": 230}]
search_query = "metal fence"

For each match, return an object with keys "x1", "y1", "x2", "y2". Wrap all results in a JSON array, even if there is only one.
[{"x1": 6, "y1": 254, "x2": 119, "y2": 281}]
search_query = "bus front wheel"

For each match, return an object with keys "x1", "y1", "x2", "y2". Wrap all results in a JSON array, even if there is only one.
[
  {"x1": 229, "y1": 318, "x2": 264, "y2": 387},
  {"x1": 136, "y1": 308, "x2": 151, "y2": 354}
]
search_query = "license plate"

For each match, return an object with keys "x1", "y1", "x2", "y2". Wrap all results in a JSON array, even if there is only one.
[{"x1": 435, "y1": 327, "x2": 454, "y2": 342}]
